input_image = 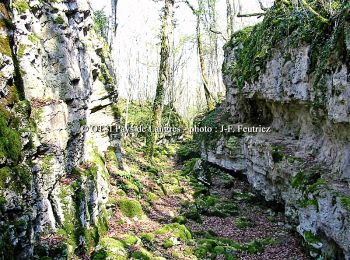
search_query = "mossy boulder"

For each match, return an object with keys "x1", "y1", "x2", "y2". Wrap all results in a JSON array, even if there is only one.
[
  {"x1": 156, "y1": 223, "x2": 192, "y2": 240},
  {"x1": 130, "y1": 248, "x2": 153, "y2": 260},
  {"x1": 117, "y1": 199, "x2": 143, "y2": 218},
  {"x1": 141, "y1": 233, "x2": 155, "y2": 243},
  {"x1": 163, "y1": 238, "x2": 175, "y2": 249},
  {"x1": 122, "y1": 234, "x2": 140, "y2": 246},
  {"x1": 93, "y1": 238, "x2": 127, "y2": 260}
]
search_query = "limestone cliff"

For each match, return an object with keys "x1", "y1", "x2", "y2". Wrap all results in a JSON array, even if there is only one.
[
  {"x1": 0, "y1": 0, "x2": 118, "y2": 258},
  {"x1": 199, "y1": 2, "x2": 350, "y2": 259}
]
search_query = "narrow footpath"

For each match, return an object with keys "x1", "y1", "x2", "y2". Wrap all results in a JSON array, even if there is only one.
[{"x1": 92, "y1": 141, "x2": 310, "y2": 260}]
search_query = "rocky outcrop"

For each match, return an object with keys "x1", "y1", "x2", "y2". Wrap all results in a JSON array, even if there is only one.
[
  {"x1": 200, "y1": 3, "x2": 350, "y2": 259},
  {"x1": 0, "y1": 0, "x2": 118, "y2": 258}
]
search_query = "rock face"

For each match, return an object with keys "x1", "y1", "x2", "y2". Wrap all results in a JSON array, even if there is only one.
[
  {"x1": 0, "y1": 0, "x2": 118, "y2": 258},
  {"x1": 200, "y1": 4, "x2": 350, "y2": 259}
]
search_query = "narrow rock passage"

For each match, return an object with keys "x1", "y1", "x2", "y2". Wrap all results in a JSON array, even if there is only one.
[{"x1": 93, "y1": 141, "x2": 309, "y2": 260}]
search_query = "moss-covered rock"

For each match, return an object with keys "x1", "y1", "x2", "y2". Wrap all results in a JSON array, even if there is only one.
[
  {"x1": 130, "y1": 248, "x2": 153, "y2": 260},
  {"x1": 93, "y1": 238, "x2": 127, "y2": 260},
  {"x1": 141, "y1": 232, "x2": 155, "y2": 243},
  {"x1": 156, "y1": 223, "x2": 192, "y2": 240},
  {"x1": 117, "y1": 199, "x2": 143, "y2": 218},
  {"x1": 0, "y1": 112, "x2": 22, "y2": 164}
]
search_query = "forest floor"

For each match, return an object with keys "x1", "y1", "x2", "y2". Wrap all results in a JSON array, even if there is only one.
[{"x1": 92, "y1": 140, "x2": 310, "y2": 260}]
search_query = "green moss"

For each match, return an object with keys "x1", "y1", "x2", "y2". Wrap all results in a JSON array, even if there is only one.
[
  {"x1": 299, "y1": 198, "x2": 318, "y2": 209},
  {"x1": 79, "y1": 119, "x2": 87, "y2": 126},
  {"x1": 176, "y1": 140, "x2": 200, "y2": 162},
  {"x1": 163, "y1": 238, "x2": 174, "y2": 249},
  {"x1": 303, "y1": 230, "x2": 321, "y2": 245},
  {"x1": 231, "y1": 190, "x2": 256, "y2": 203},
  {"x1": 235, "y1": 217, "x2": 255, "y2": 230},
  {"x1": 130, "y1": 248, "x2": 152, "y2": 260},
  {"x1": 17, "y1": 44, "x2": 26, "y2": 58},
  {"x1": 172, "y1": 215, "x2": 186, "y2": 224},
  {"x1": 243, "y1": 240, "x2": 264, "y2": 254},
  {"x1": 41, "y1": 155, "x2": 54, "y2": 174},
  {"x1": 98, "y1": 64, "x2": 113, "y2": 85},
  {"x1": 93, "y1": 238, "x2": 127, "y2": 260},
  {"x1": 0, "y1": 167, "x2": 12, "y2": 189},
  {"x1": 32, "y1": 107, "x2": 43, "y2": 123},
  {"x1": 54, "y1": 15, "x2": 65, "y2": 25},
  {"x1": 224, "y1": 1, "x2": 347, "y2": 110},
  {"x1": 3, "y1": 85, "x2": 19, "y2": 106},
  {"x1": 0, "y1": 36, "x2": 11, "y2": 57},
  {"x1": 117, "y1": 199, "x2": 143, "y2": 218},
  {"x1": 156, "y1": 223, "x2": 192, "y2": 240},
  {"x1": 340, "y1": 195, "x2": 350, "y2": 212},
  {"x1": 13, "y1": 0, "x2": 29, "y2": 14},
  {"x1": 14, "y1": 100, "x2": 31, "y2": 117},
  {"x1": 271, "y1": 145, "x2": 284, "y2": 163},
  {"x1": 195, "y1": 194, "x2": 238, "y2": 218},
  {"x1": 226, "y1": 136, "x2": 240, "y2": 152},
  {"x1": 0, "y1": 112, "x2": 22, "y2": 164},
  {"x1": 28, "y1": 34, "x2": 39, "y2": 44},
  {"x1": 146, "y1": 191, "x2": 159, "y2": 201},
  {"x1": 116, "y1": 189, "x2": 126, "y2": 196},
  {"x1": 141, "y1": 232, "x2": 155, "y2": 243},
  {"x1": 122, "y1": 234, "x2": 139, "y2": 246}
]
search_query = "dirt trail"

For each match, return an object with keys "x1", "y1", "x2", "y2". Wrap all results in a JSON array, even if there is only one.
[{"x1": 94, "y1": 143, "x2": 309, "y2": 260}]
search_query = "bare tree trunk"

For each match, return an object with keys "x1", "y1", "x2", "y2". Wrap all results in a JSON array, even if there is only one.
[
  {"x1": 226, "y1": 0, "x2": 234, "y2": 35},
  {"x1": 196, "y1": 16, "x2": 215, "y2": 110},
  {"x1": 109, "y1": 0, "x2": 119, "y2": 49},
  {"x1": 146, "y1": 0, "x2": 174, "y2": 158},
  {"x1": 185, "y1": 0, "x2": 215, "y2": 110}
]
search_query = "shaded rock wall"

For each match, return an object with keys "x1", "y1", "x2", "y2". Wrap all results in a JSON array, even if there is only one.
[
  {"x1": 0, "y1": 0, "x2": 118, "y2": 258},
  {"x1": 200, "y1": 4, "x2": 350, "y2": 259}
]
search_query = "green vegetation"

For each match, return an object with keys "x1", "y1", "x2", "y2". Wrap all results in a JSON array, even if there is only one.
[
  {"x1": 117, "y1": 199, "x2": 143, "y2": 218},
  {"x1": 54, "y1": 15, "x2": 65, "y2": 25},
  {"x1": 93, "y1": 10, "x2": 109, "y2": 40},
  {"x1": 340, "y1": 195, "x2": 350, "y2": 212},
  {"x1": 163, "y1": 238, "x2": 175, "y2": 249},
  {"x1": 0, "y1": 36, "x2": 12, "y2": 57},
  {"x1": 0, "y1": 112, "x2": 22, "y2": 164},
  {"x1": 194, "y1": 231, "x2": 275, "y2": 259},
  {"x1": 303, "y1": 230, "x2": 321, "y2": 245},
  {"x1": 13, "y1": 0, "x2": 29, "y2": 14},
  {"x1": 92, "y1": 238, "x2": 127, "y2": 260},
  {"x1": 195, "y1": 194, "x2": 238, "y2": 218},
  {"x1": 28, "y1": 34, "x2": 39, "y2": 44},
  {"x1": 98, "y1": 64, "x2": 113, "y2": 85},
  {"x1": 122, "y1": 234, "x2": 140, "y2": 246},
  {"x1": 17, "y1": 44, "x2": 26, "y2": 58},
  {"x1": 223, "y1": 0, "x2": 349, "y2": 109},
  {"x1": 141, "y1": 233, "x2": 155, "y2": 243},
  {"x1": 271, "y1": 145, "x2": 284, "y2": 163},
  {"x1": 235, "y1": 217, "x2": 255, "y2": 229},
  {"x1": 176, "y1": 140, "x2": 200, "y2": 162},
  {"x1": 156, "y1": 223, "x2": 192, "y2": 240}
]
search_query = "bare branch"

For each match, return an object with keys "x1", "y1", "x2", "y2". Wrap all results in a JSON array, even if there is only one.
[
  {"x1": 209, "y1": 27, "x2": 227, "y2": 41},
  {"x1": 183, "y1": 0, "x2": 197, "y2": 14},
  {"x1": 257, "y1": 0, "x2": 267, "y2": 11},
  {"x1": 237, "y1": 12, "x2": 265, "y2": 18},
  {"x1": 300, "y1": 0, "x2": 329, "y2": 23}
]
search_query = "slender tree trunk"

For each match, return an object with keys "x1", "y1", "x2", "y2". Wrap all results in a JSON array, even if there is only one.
[
  {"x1": 109, "y1": 0, "x2": 119, "y2": 49},
  {"x1": 226, "y1": 0, "x2": 234, "y2": 35},
  {"x1": 196, "y1": 14, "x2": 215, "y2": 110},
  {"x1": 185, "y1": 0, "x2": 215, "y2": 110},
  {"x1": 146, "y1": 0, "x2": 174, "y2": 158}
]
